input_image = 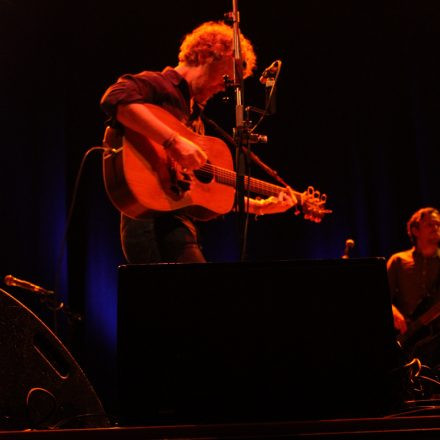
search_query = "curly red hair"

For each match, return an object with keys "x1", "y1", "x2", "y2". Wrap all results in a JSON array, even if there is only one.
[{"x1": 178, "y1": 21, "x2": 257, "y2": 78}]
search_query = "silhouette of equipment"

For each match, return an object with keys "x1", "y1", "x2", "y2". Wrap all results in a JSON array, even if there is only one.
[
  {"x1": 0, "y1": 288, "x2": 110, "y2": 430},
  {"x1": 116, "y1": 258, "x2": 405, "y2": 426}
]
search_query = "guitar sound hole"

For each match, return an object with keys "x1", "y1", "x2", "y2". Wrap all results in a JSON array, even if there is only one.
[{"x1": 193, "y1": 161, "x2": 213, "y2": 184}]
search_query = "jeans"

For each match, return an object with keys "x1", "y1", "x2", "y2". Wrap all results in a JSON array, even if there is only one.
[{"x1": 120, "y1": 214, "x2": 206, "y2": 264}]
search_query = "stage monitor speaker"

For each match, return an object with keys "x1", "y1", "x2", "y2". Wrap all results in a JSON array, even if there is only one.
[
  {"x1": 117, "y1": 258, "x2": 405, "y2": 426},
  {"x1": 0, "y1": 288, "x2": 110, "y2": 430}
]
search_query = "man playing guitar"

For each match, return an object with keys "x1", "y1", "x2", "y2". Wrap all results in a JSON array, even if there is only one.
[
  {"x1": 388, "y1": 207, "x2": 440, "y2": 366},
  {"x1": 100, "y1": 21, "x2": 300, "y2": 264}
]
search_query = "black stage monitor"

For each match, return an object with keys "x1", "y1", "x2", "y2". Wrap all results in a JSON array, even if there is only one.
[
  {"x1": 116, "y1": 258, "x2": 405, "y2": 425},
  {"x1": 0, "y1": 289, "x2": 110, "y2": 430}
]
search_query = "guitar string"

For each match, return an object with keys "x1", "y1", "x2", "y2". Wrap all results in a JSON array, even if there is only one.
[
  {"x1": 194, "y1": 163, "x2": 303, "y2": 198},
  {"x1": 193, "y1": 164, "x2": 327, "y2": 217}
]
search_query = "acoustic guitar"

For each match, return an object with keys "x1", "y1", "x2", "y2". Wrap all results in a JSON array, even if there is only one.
[{"x1": 102, "y1": 104, "x2": 332, "y2": 222}]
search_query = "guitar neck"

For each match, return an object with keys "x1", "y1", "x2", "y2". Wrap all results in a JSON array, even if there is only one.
[
  {"x1": 400, "y1": 300, "x2": 440, "y2": 345},
  {"x1": 417, "y1": 301, "x2": 440, "y2": 327},
  {"x1": 200, "y1": 163, "x2": 300, "y2": 199}
]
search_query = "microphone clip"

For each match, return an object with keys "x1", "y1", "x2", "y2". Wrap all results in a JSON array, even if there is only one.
[{"x1": 259, "y1": 60, "x2": 281, "y2": 85}]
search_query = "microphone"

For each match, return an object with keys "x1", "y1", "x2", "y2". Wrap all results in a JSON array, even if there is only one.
[
  {"x1": 260, "y1": 60, "x2": 281, "y2": 115},
  {"x1": 342, "y1": 239, "x2": 355, "y2": 259},
  {"x1": 259, "y1": 60, "x2": 281, "y2": 84},
  {"x1": 4, "y1": 275, "x2": 54, "y2": 295}
]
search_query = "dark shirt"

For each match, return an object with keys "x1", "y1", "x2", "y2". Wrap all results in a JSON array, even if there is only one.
[{"x1": 101, "y1": 67, "x2": 192, "y2": 126}]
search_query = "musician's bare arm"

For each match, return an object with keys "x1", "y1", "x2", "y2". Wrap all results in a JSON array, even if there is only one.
[{"x1": 117, "y1": 103, "x2": 207, "y2": 170}]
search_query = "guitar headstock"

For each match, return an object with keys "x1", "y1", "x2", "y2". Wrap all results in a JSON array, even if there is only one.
[{"x1": 295, "y1": 186, "x2": 332, "y2": 223}]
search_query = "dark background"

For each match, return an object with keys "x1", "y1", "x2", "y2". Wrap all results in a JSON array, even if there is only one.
[{"x1": 0, "y1": 0, "x2": 439, "y2": 420}]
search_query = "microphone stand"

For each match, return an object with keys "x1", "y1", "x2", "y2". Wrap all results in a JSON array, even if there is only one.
[
  {"x1": 226, "y1": 0, "x2": 256, "y2": 262},
  {"x1": 4, "y1": 275, "x2": 82, "y2": 334},
  {"x1": 225, "y1": 2, "x2": 279, "y2": 261}
]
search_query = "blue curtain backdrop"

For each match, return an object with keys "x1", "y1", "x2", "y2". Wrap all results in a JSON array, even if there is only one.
[{"x1": 1, "y1": 0, "x2": 439, "y2": 415}]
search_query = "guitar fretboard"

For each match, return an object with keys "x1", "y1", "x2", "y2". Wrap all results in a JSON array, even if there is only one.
[{"x1": 196, "y1": 163, "x2": 301, "y2": 199}]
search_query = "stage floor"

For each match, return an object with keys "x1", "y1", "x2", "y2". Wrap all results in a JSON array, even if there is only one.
[{"x1": 3, "y1": 414, "x2": 440, "y2": 439}]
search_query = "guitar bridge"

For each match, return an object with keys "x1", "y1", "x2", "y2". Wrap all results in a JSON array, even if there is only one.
[{"x1": 169, "y1": 161, "x2": 192, "y2": 196}]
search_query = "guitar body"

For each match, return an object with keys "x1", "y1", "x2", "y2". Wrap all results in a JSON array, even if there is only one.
[{"x1": 103, "y1": 104, "x2": 235, "y2": 221}]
